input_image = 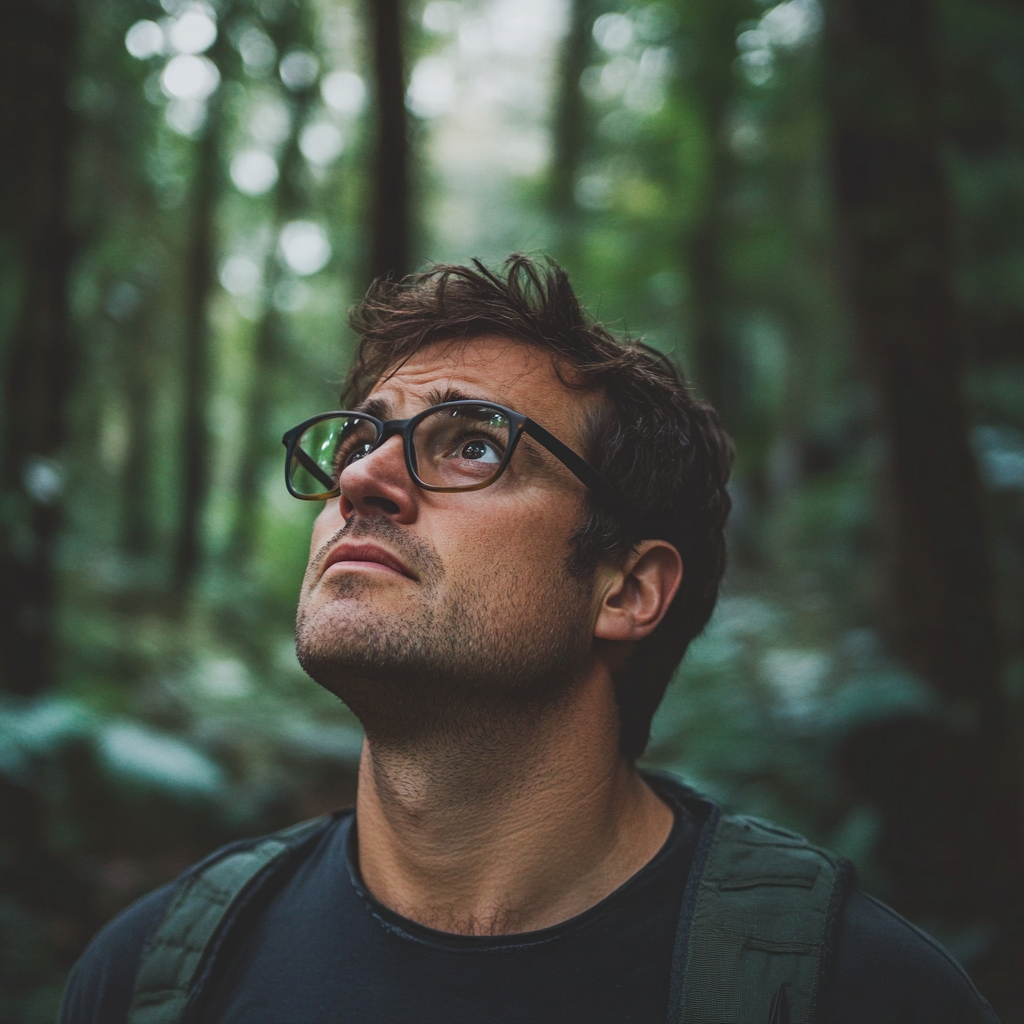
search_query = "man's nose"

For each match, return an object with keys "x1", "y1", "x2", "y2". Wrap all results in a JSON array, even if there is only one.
[{"x1": 338, "y1": 433, "x2": 417, "y2": 522}]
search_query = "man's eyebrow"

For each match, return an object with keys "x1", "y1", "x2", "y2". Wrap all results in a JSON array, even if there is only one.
[
  {"x1": 425, "y1": 386, "x2": 477, "y2": 406},
  {"x1": 353, "y1": 387, "x2": 501, "y2": 421},
  {"x1": 353, "y1": 396, "x2": 391, "y2": 419}
]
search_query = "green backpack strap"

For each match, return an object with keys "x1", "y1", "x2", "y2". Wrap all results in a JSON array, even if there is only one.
[
  {"x1": 671, "y1": 810, "x2": 852, "y2": 1024},
  {"x1": 127, "y1": 815, "x2": 333, "y2": 1024}
]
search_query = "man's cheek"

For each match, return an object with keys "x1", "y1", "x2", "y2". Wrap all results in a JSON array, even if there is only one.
[{"x1": 309, "y1": 505, "x2": 339, "y2": 555}]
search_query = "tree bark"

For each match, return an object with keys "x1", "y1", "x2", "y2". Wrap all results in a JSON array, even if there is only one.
[
  {"x1": 548, "y1": 0, "x2": 593, "y2": 258},
  {"x1": 681, "y1": 0, "x2": 748, "y2": 427},
  {"x1": 829, "y1": 0, "x2": 999, "y2": 703},
  {"x1": 122, "y1": 320, "x2": 156, "y2": 557},
  {"x1": 174, "y1": 129, "x2": 215, "y2": 597},
  {"x1": 173, "y1": 81, "x2": 225, "y2": 599},
  {"x1": 368, "y1": 0, "x2": 409, "y2": 282},
  {"x1": 0, "y1": 0, "x2": 77, "y2": 695},
  {"x1": 826, "y1": 0, "x2": 1024, "y2": 1011}
]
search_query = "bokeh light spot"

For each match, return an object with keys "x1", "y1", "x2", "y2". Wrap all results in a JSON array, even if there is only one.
[
  {"x1": 249, "y1": 100, "x2": 291, "y2": 147},
  {"x1": 299, "y1": 122, "x2": 343, "y2": 166},
  {"x1": 238, "y1": 26, "x2": 276, "y2": 71},
  {"x1": 423, "y1": 1, "x2": 462, "y2": 34},
  {"x1": 279, "y1": 50, "x2": 320, "y2": 91},
  {"x1": 168, "y1": 4, "x2": 217, "y2": 55},
  {"x1": 407, "y1": 57, "x2": 456, "y2": 118},
  {"x1": 761, "y1": 0, "x2": 823, "y2": 48},
  {"x1": 278, "y1": 221, "x2": 331, "y2": 276},
  {"x1": 321, "y1": 71, "x2": 365, "y2": 115},
  {"x1": 219, "y1": 256, "x2": 262, "y2": 297},
  {"x1": 230, "y1": 150, "x2": 279, "y2": 195},
  {"x1": 125, "y1": 20, "x2": 165, "y2": 60},
  {"x1": 165, "y1": 98, "x2": 208, "y2": 136},
  {"x1": 23, "y1": 456, "x2": 64, "y2": 505},
  {"x1": 161, "y1": 54, "x2": 220, "y2": 100},
  {"x1": 593, "y1": 13, "x2": 633, "y2": 53}
]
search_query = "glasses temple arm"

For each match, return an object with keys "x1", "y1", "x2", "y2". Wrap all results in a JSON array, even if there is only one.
[{"x1": 522, "y1": 421, "x2": 634, "y2": 528}]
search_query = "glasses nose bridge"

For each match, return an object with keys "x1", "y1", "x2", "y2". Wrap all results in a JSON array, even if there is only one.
[
  {"x1": 356, "y1": 417, "x2": 415, "y2": 480},
  {"x1": 377, "y1": 417, "x2": 410, "y2": 446}
]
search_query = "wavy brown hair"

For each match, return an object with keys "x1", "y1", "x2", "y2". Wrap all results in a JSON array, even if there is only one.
[{"x1": 344, "y1": 255, "x2": 734, "y2": 759}]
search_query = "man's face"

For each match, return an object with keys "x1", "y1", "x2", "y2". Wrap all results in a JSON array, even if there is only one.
[{"x1": 294, "y1": 335, "x2": 606, "y2": 743}]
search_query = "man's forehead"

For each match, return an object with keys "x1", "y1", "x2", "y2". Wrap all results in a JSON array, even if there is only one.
[{"x1": 363, "y1": 335, "x2": 575, "y2": 413}]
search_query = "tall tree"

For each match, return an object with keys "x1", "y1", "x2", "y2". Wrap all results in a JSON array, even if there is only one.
[
  {"x1": 679, "y1": 0, "x2": 751, "y2": 428},
  {"x1": 0, "y1": 6, "x2": 90, "y2": 1016},
  {"x1": 122, "y1": 307, "x2": 157, "y2": 557},
  {"x1": 368, "y1": 0, "x2": 409, "y2": 282},
  {"x1": 826, "y1": 0, "x2": 1024, "y2": 1011},
  {"x1": 173, "y1": 41, "x2": 228, "y2": 600},
  {"x1": 548, "y1": 0, "x2": 595, "y2": 261},
  {"x1": 0, "y1": 0, "x2": 77, "y2": 695}
]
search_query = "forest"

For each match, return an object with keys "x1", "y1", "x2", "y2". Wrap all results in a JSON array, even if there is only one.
[{"x1": 2, "y1": 0, "x2": 1024, "y2": 1019}]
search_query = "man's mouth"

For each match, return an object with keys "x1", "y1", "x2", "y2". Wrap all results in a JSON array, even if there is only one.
[{"x1": 320, "y1": 542, "x2": 416, "y2": 580}]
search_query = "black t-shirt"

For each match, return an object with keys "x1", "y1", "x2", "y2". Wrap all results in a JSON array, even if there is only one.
[{"x1": 60, "y1": 778, "x2": 999, "y2": 1024}]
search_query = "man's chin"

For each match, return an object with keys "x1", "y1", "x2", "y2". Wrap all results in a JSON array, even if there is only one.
[
  {"x1": 296, "y1": 586, "x2": 414, "y2": 646},
  {"x1": 294, "y1": 643, "x2": 465, "y2": 747},
  {"x1": 294, "y1": 578, "x2": 593, "y2": 745},
  {"x1": 296, "y1": 645, "x2": 588, "y2": 756}
]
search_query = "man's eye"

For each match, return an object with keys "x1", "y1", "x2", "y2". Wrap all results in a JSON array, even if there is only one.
[
  {"x1": 459, "y1": 439, "x2": 502, "y2": 464},
  {"x1": 340, "y1": 444, "x2": 374, "y2": 469}
]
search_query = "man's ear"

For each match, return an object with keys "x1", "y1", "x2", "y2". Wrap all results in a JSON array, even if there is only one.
[{"x1": 593, "y1": 540, "x2": 683, "y2": 643}]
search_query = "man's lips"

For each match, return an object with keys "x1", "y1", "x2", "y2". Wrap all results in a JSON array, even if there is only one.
[{"x1": 320, "y1": 542, "x2": 416, "y2": 581}]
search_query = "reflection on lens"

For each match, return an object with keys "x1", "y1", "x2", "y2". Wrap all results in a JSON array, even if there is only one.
[
  {"x1": 289, "y1": 415, "x2": 377, "y2": 496},
  {"x1": 412, "y1": 405, "x2": 510, "y2": 489}
]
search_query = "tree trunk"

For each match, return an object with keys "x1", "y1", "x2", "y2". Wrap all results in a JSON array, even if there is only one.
[
  {"x1": 826, "y1": 0, "x2": 1024, "y2": 1012},
  {"x1": 681, "y1": 0, "x2": 748, "y2": 428},
  {"x1": 368, "y1": 0, "x2": 409, "y2": 282},
  {"x1": 829, "y1": 0, "x2": 1000, "y2": 707},
  {"x1": 173, "y1": 92, "x2": 222, "y2": 599},
  {"x1": 548, "y1": 0, "x2": 593, "y2": 259},
  {"x1": 0, "y1": 0, "x2": 77, "y2": 696},
  {"x1": 122, "y1": 322, "x2": 155, "y2": 557}
]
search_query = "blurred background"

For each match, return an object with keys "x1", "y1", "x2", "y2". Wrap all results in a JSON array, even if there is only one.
[{"x1": 2, "y1": 0, "x2": 1024, "y2": 1019}]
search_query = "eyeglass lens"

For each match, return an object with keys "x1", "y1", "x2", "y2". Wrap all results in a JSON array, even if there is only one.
[
  {"x1": 289, "y1": 414, "x2": 375, "y2": 497},
  {"x1": 411, "y1": 405, "x2": 510, "y2": 488},
  {"x1": 288, "y1": 405, "x2": 513, "y2": 497}
]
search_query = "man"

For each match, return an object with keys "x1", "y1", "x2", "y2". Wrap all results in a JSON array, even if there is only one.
[{"x1": 61, "y1": 256, "x2": 998, "y2": 1023}]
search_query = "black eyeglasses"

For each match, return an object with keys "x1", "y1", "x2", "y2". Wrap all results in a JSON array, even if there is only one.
[{"x1": 281, "y1": 399, "x2": 627, "y2": 520}]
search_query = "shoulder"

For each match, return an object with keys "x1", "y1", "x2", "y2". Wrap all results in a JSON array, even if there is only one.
[
  {"x1": 822, "y1": 889, "x2": 1000, "y2": 1024},
  {"x1": 59, "y1": 813, "x2": 345, "y2": 1024},
  {"x1": 681, "y1": 798, "x2": 999, "y2": 1023},
  {"x1": 59, "y1": 882, "x2": 175, "y2": 1024}
]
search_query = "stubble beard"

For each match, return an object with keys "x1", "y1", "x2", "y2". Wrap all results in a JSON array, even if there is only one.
[{"x1": 295, "y1": 516, "x2": 595, "y2": 749}]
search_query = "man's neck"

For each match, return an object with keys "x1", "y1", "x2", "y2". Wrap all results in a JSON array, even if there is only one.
[{"x1": 353, "y1": 674, "x2": 673, "y2": 936}]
